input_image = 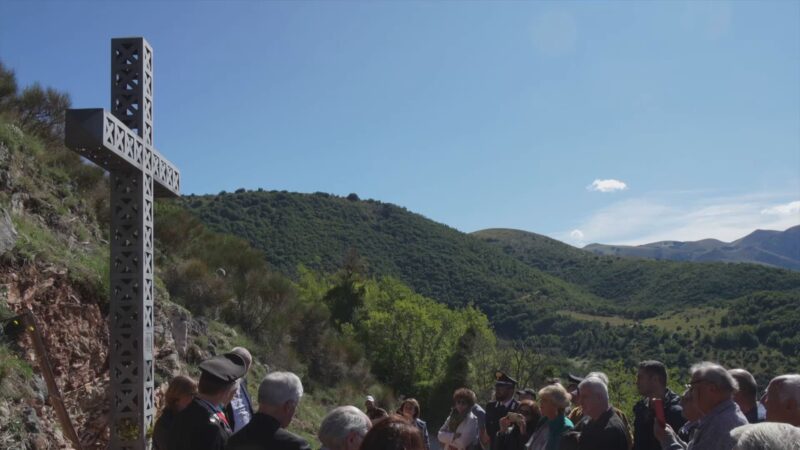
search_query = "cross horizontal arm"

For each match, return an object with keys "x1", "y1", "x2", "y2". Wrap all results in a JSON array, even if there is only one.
[{"x1": 65, "y1": 108, "x2": 180, "y2": 197}]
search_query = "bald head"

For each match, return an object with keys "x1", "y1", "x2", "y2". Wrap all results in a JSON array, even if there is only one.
[{"x1": 765, "y1": 374, "x2": 800, "y2": 426}]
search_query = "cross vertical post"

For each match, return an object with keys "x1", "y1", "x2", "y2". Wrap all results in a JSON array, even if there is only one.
[{"x1": 65, "y1": 37, "x2": 180, "y2": 450}]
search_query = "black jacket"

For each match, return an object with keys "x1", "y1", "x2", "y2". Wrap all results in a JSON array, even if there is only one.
[
  {"x1": 226, "y1": 413, "x2": 311, "y2": 450},
  {"x1": 633, "y1": 389, "x2": 685, "y2": 450},
  {"x1": 577, "y1": 408, "x2": 628, "y2": 450},
  {"x1": 485, "y1": 399, "x2": 520, "y2": 445},
  {"x1": 168, "y1": 398, "x2": 232, "y2": 450}
]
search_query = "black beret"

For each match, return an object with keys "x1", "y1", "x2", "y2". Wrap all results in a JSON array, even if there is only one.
[
  {"x1": 495, "y1": 371, "x2": 517, "y2": 387},
  {"x1": 199, "y1": 354, "x2": 247, "y2": 384}
]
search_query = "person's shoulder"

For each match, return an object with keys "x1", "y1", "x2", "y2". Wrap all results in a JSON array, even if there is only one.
[{"x1": 274, "y1": 428, "x2": 312, "y2": 449}]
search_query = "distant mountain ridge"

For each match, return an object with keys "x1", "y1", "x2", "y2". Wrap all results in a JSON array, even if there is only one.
[{"x1": 583, "y1": 226, "x2": 800, "y2": 271}]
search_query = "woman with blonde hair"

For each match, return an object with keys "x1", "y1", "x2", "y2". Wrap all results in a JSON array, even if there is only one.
[
  {"x1": 438, "y1": 388, "x2": 479, "y2": 450},
  {"x1": 525, "y1": 384, "x2": 577, "y2": 450}
]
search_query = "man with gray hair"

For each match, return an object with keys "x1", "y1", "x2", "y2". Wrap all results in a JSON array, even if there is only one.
[
  {"x1": 727, "y1": 369, "x2": 764, "y2": 424},
  {"x1": 226, "y1": 371, "x2": 311, "y2": 450},
  {"x1": 657, "y1": 362, "x2": 747, "y2": 450},
  {"x1": 576, "y1": 377, "x2": 628, "y2": 450},
  {"x1": 730, "y1": 422, "x2": 800, "y2": 450},
  {"x1": 318, "y1": 406, "x2": 372, "y2": 450},
  {"x1": 763, "y1": 373, "x2": 800, "y2": 426}
]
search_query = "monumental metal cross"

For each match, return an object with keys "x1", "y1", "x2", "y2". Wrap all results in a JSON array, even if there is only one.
[{"x1": 65, "y1": 37, "x2": 180, "y2": 450}]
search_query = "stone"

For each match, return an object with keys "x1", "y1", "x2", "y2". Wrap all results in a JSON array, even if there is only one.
[
  {"x1": 0, "y1": 208, "x2": 16, "y2": 255},
  {"x1": 10, "y1": 192, "x2": 27, "y2": 215}
]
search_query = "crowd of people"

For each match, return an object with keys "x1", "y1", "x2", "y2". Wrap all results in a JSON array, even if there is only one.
[{"x1": 153, "y1": 351, "x2": 800, "y2": 450}]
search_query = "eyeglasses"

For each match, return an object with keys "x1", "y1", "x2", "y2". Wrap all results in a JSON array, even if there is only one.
[
  {"x1": 519, "y1": 409, "x2": 533, "y2": 416},
  {"x1": 684, "y1": 379, "x2": 711, "y2": 390},
  {"x1": 455, "y1": 400, "x2": 470, "y2": 405}
]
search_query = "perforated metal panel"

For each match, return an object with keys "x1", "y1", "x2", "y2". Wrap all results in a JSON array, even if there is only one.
[{"x1": 65, "y1": 37, "x2": 180, "y2": 450}]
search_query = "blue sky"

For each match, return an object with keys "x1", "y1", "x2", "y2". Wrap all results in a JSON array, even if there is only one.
[{"x1": 1, "y1": 1, "x2": 798, "y2": 246}]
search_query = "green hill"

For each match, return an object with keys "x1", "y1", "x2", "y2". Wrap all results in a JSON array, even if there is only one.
[
  {"x1": 179, "y1": 191, "x2": 605, "y2": 336},
  {"x1": 473, "y1": 228, "x2": 800, "y2": 317},
  {"x1": 181, "y1": 191, "x2": 800, "y2": 380}
]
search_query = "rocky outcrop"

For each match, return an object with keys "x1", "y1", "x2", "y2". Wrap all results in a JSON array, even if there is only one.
[{"x1": 1, "y1": 263, "x2": 199, "y2": 449}]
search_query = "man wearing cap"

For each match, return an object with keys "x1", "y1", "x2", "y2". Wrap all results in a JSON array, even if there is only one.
[
  {"x1": 485, "y1": 371, "x2": 519, "y2": 447},
  {"x1": 167, "y1": 354, "x2": 245, "y2": 450}
]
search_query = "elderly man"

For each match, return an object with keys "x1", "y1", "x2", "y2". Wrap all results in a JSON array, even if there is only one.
[
  {"x1": 318, "y1": 406, "x2": 371, "y2": 450},
  {"x1": 728, "y1": 369, "x2": 764, "y2": 424},
  {"x1": 576, "y1": 377, "x2": 628, "y2": 450},
  {"x1": 634, "y1": 360, "x2": 685, "y2": 450},
  {"x1": 763, "y1": 374, "x2": 800, "y2": 426},
  {"x1": 658, "y1": 362, "x2": 748, "y2": 450},
  {"x1": 226, "y1": 371, "x2": 311, "y2": 450}
]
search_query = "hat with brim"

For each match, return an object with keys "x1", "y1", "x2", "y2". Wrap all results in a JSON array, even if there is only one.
[
  {"x1": 567, "y1": 373, "x2": 584, "y2": 385},
  {"x1": 199, "y1": 354, "x2": 247, "y2": 385},
  {"x1": 494, "y1": 371, "x2": 518, "y2": 387}
]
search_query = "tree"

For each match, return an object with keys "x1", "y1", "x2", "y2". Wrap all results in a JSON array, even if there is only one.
[
  {"x1": 16, "y1": 83, "x2": 71, "y2": 140},
  {"x1": 0, "y1": 60, "x2": 17, "y2": 111}
]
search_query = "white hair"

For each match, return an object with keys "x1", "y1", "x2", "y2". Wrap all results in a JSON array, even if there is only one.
[
  {"x1": 257, "y1": 371, "x2": 303, "y2": 406},
  {"x1": 318, "y1": 406, "x2": 371, "y2": 450},
  {"x1": 579, "y1": 377, "x2": 610, "y2": 404},
  {"x1": 538, "y1": 384, "x2": 571, "y2": 410},
  {"x1": 586, "y1": 371, "x2": 610, "y2": 386},
  {"x1": 731, "y1": 422, "x2": 800, "y2": 450},
  {"x1": 690, "y1": 362, "x2": 738, "y2": 393},
  {"x1": 770, "y1": 374, "x2": 800, "y2": 405}
]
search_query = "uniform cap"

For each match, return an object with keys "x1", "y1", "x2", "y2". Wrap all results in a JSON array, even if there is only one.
[
  {"x1": 495, "y1": 371, "x2": 517, "y2": 387},
  {"x1": 198, "y1": 354, "x2": 247, "y2": 384}
]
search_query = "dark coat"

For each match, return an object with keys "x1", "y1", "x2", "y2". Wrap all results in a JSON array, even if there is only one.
[
  {"x1": 415, "y1": 418, "x2": 431, "y2": 450},
  {"x1": 152, "y1": 409, "x2": 174, "y2": 450},
  {"x1": 633, "y1": 389, "x2": 685, "y2": 450},
  {"x1": 486, "y1": 399, "x2": 520, "y2": 445},
  {"x1": 167, "y1": 398, "x2": 232, "y2": 450},
  {"x1": 225, "y1": 413, "x2": 311, "y2": 450},
  {"x1": 577, "y1": 408, "x2": 628, "y2": 450}
]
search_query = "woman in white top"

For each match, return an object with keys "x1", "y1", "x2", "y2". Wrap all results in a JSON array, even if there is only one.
[{"x1": 438, "y1": 388, "x2": 479, "y2": 450}]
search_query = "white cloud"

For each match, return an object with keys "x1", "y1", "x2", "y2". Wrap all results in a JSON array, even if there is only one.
[
  {"x1": 570, "y1": 229, "x2": 584, "y2": 240},
  {"x1": 587, "y1": 179, "x2": 628, "y2": 193},
  {"x1": 761, "y1": 200, "x2": 800, "y2": 216},
  {"x1": 553, "y1": 192, "x2": 800, "y2": 246}
]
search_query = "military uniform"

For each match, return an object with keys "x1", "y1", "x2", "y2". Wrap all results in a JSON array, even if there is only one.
[
  {"x1": 485, "y1": 371, "x2": 519, "y2": 447},
  {"x1": 166, "y1": 354, "x2": 246, "y2": 450},
  {"x1": 167, "y1": 397, "x2": 232, "y2": 450}
]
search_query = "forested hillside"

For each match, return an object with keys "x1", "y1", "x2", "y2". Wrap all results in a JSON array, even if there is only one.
[
  {"x1": 182, "y1": 191, "x2": 800, "y2": 382},
  {"x1": 474, "y1": 228, "x2": 800, "y2": 316}
]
